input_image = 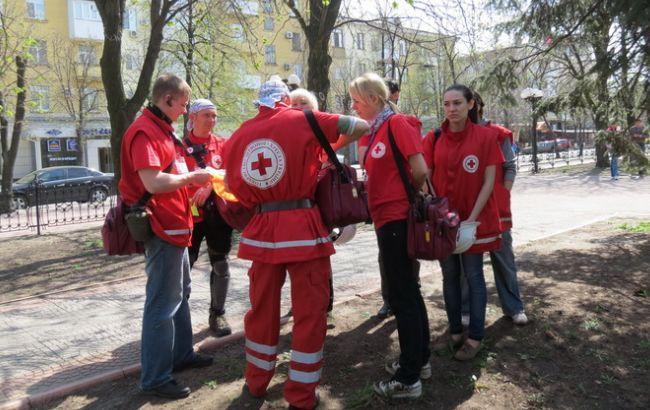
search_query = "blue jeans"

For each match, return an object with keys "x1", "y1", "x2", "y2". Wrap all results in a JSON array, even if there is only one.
[
  {"x1": 462, "y1": 230, "x2": 524, "y2": 316},
  {"x1": 440, "y1": 252, "x2": 486, "y2": 341},
  {"x1": 610, "y1": 155, "x2": 619, "y2": 177},
  {"x1": 140, "y1": 236, "x2": 194, "y2": 390}
]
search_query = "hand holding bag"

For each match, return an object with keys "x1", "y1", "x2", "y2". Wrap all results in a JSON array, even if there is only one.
[
  {"x1": 386, "y1": 123, "x2": 460, "y2": 260},
  {"x1": 304, "y1": 110, "x2": 369, "y2": 229}
]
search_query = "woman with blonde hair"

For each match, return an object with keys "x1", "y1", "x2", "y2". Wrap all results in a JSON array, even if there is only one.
[
  {"x1": 289, "y1": 88, "x2": 319, "y2": 111},
  {"x1": 349, "y1": 72, "x2": 430, "y2": 400}
]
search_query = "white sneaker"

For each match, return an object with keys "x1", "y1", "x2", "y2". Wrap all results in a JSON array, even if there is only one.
[
  {"x1": 385, "y1": 360, "x2": 432, "y2": 380},
  {"x1": 461, "y1": 314, "x2": 470, "y2": 327},
  {"x1": 512, "y1": 312, "x2": 528, "y2": 325},
  {"x1": 373, "y1": 379, "x2": 422, "y2": 399}
]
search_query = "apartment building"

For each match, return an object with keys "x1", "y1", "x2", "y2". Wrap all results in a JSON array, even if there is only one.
[{"x1": 1, "y1": 0, "x2": 145, "y2": 177}]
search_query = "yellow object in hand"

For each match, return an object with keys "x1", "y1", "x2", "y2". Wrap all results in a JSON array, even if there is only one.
[{"x1": 205, "y1": 167, "x2": 239, "y2": 202}]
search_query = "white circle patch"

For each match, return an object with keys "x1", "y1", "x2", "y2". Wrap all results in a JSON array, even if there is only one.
[
  {"x1": 370, "y1": 142, "x2": 387, "y2": 159},
  {"x1": 463, "y1": 155, "x2": 479, "y2": 173},
  {"x1": 241, "y1": 139, "x2": 286, "y2": 189}
]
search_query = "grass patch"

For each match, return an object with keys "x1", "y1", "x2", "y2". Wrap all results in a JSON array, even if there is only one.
[
  {"x1": 582, "y1": 318, "x2": 601, "y2": 331},
  {"x1": 617, "y1": 222, "x2": 650, "y2": 233},
  {"x1": 345, "y1": 384, "x2": 375, "y2": 409},
  {"x1": 203, "y1": 380, "x2": 218, "y2": 389}
]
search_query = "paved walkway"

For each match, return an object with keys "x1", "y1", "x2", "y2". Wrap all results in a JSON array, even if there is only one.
[{"x1": 1, "y1": 171, "x2": 649, "y2": 405}]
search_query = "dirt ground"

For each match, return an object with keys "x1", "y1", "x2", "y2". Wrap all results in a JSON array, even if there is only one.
[{"x1": 26, "y1": 218, "x2": 649, "y2": 409}]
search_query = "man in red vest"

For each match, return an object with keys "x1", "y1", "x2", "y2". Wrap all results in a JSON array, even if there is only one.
[
  {"x1": 119, "y1": 74, "x2": 213, "y2": 399},
  {"x1": 223, "y1": 78, "x2": 369, "y2": 409},
  {"x1": 183, "y1": 99, "x2": 234, "y2": 337}
]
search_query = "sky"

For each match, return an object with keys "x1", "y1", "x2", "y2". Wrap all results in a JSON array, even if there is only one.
[{"x1": 341, "y1": 0, "x2": 517, "y2": 55}]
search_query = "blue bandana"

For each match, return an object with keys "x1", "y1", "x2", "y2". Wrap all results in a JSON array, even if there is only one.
[
  {"x1": 254, "y1": 79, "x2": 290, "y2": 109},
  {"x1": 186, "y1": 99, "x2": 216, "y2": 131}
]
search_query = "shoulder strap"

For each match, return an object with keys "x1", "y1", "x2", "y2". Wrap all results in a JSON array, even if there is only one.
[
  {"x1": 183, "y1": 137, "x2": 208, "y2": 169},
  {"x1": 304, "y1": 110, "x2": 349, "y2": 183},
  {"x1": 386, "y1": 122, "x2": 416, "y2": 204},
  {"x1": 134, "y1": 119, "x2": 181, "y2": 207}
]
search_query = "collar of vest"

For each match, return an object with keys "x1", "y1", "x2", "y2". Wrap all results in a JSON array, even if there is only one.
[{"x1": 146, "y1": 103, "x2": 173, "y2": 124}]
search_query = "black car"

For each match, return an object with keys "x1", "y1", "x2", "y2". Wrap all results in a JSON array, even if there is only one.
[{"x1": 11, "y1": 166, "x2": 114, "y2": 209}]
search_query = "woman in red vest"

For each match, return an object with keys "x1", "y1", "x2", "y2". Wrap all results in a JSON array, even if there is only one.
[
  {"x1": 349, "y1": 73, "x2": 430, "y2": 400},
  {"x1": 422, "y1": 84, "x2": 504, "y2": 360}
]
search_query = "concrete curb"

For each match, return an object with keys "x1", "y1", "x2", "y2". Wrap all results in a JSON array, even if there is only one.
[{"x1": 1, "y1": 212, "x2": 634, "y2": 409}]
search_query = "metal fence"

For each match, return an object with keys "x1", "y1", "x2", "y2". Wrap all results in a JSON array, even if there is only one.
[
  {"x1": 515, "y1": 148, "x2": 596, "y2": 171},
  {"x1": 0, "y1": 184, "x2": 117, "y2": 234}
]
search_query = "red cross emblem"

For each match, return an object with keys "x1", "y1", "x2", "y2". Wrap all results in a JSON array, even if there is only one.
[
  {"x1": 463, "y1": 155, "x2": 479, "y2": 173},
  {"x1": 251, "y1": 152, "x2": 272, "y2": 175},
  {"x1": 374, "y1": 145, "x2": 382, "y2": 154}
]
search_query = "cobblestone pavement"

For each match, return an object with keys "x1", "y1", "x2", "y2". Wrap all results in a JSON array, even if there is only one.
[{"x1": 0, "y1": 171, "x2": 649, "y2": 404}]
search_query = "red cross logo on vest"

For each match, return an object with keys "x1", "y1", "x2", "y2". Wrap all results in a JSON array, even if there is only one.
[
  {"x1": 251, "y1": 153, "x2": 272, "y2": 176},
  {"x1": 370, "y1": 141, "x2": 386, "y2": 159},
  {"x1": 241, "y1": 139, "x2": 286, "y2": 189},
  {"x1": 463, "y1": 154, "x2": 479, "y2": 173}
]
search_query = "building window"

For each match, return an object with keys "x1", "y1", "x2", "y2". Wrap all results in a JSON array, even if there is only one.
[
  {"x1": 231, "y1": 23, "x2": 245, "y2": 42},
  {"x1": 233, "y1": 0, "x2": 258, "y2": 16},
  {"x1": 72, "y1": 0, "x2": 100, "y2": 21},
  {"x1": 261, "y1": 0, "x2": 273, "y2": 14},
  {"x1": 29, "y1": 39, "x2": 47, "y2": 65},
  {"x1": 356, "y1": 33, "x2": 365, "y2": 50},
  {"x1": 263, "y1": 17, "x2": 274, "y2": 31},
  {"x1": 124, "y1": 53, "x2": 139, "y2": 71},
  {"x1": 81, "y1": 88, "x2": 99, "y2": 112},
  {"x1": 123, "y1": 8, "x2": 138, "y2": 31},
  {"x1": 78, "y1": 44, "x2": 97, "y2": 65},
  {"x1": 358, "y1": 62, "x2": 367, "y2": 74},
  {"x1": 292, "y1": 33, "x2": 302, "y2": 51},
  {"x1": 26, "y1": 0, "x2": 45, "y2": 20},
  {"x1": 398, "y1": 40, "x2": 407, "y2": 57},
  {"x1": 264, "y1": 45, "x2": 276, "y2": 65},
  {"x1": 332, "y1": 29, "x2": 343, "y2": 48},
  {"x1": 294, "y1": 64, "x2": 303, "y2": 79},
  {"x1": 30, "y1": 85, "x2": 50, "y2": 112}
]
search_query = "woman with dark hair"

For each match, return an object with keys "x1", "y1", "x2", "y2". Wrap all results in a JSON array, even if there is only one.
[{"x1": 422, "y1": 84, "x2": 504, "y2": 360}]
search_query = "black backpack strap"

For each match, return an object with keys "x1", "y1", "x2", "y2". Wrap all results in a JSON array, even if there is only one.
[
  {"x1": 183, "y1": 137, "x2": 208, "y2": 169},
  {"x1": 304, "y1": 109, "x2": 350, "y2": 183}
]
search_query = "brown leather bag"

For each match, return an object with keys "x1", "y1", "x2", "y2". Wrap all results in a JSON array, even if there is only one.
[
  {"x1": 304, "y1": 110, "x2": 369, "y2": 229},
  {"x1": 387, "y1": 123, "x2": 459, "y2": 261}
]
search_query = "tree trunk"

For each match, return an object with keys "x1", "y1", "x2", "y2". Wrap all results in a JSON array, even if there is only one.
[
  {"x1": 306, "y1": 38, "x2": 333, "y2": 112},
  {"x1": 95, "y1": 0, "x2": 176, "y2": 183},
  {"x1": 0, "y1": 56, "x2": 27, "y2": 213}
]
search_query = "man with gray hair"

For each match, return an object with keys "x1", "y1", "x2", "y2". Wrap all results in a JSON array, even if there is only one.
[{"x1": 182, "y1": 98, "x2": 234, "y2": 337}]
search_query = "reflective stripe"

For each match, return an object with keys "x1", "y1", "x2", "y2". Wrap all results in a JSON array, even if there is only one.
[
  {"x1": 246, "y1": 353, "x2": 276, "y2": 371},
  {"x1": 246, "y1": 338, "x2": 277, "y2": 355},
  {"x1": 474, "y1": 235, "x2": 500, "y2": 244},
  {"x1": 240, "y1": 236, "x2": 331, "y2": 249},
  {"x1": 289, "y1": 368, "x2": 322, "y2": 384},
  {"x1": 164, "y1": 229, "x2": 191, "y2": 235},
  {"x1": 291, "y1": 348, "x2": 323, "y2": 365},
  {"x1": 500, "y1": 217, "x2": 512, "y2": 222}
]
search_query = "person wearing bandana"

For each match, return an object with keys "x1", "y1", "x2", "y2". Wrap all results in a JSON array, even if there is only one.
[
  {"x1": 182, "y1": 99, "x2": 234, "y2": 337},
  {"x1": 222, "y1": 77, "x2": 369, "y2": 409}
]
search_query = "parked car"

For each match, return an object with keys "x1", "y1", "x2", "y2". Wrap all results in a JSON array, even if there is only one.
[{"x1": 11, "y1": 166, "x2": 114, "y2": 209}]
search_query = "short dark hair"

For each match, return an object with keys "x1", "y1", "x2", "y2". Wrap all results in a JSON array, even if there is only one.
[{"x1": 385, "y1": 80, "x2": 400, "y2": 95}]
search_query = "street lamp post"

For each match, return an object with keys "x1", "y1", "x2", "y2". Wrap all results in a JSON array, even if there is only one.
[{"x1": 521, "y1": 88, "x2": 544, "y2": 173}]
